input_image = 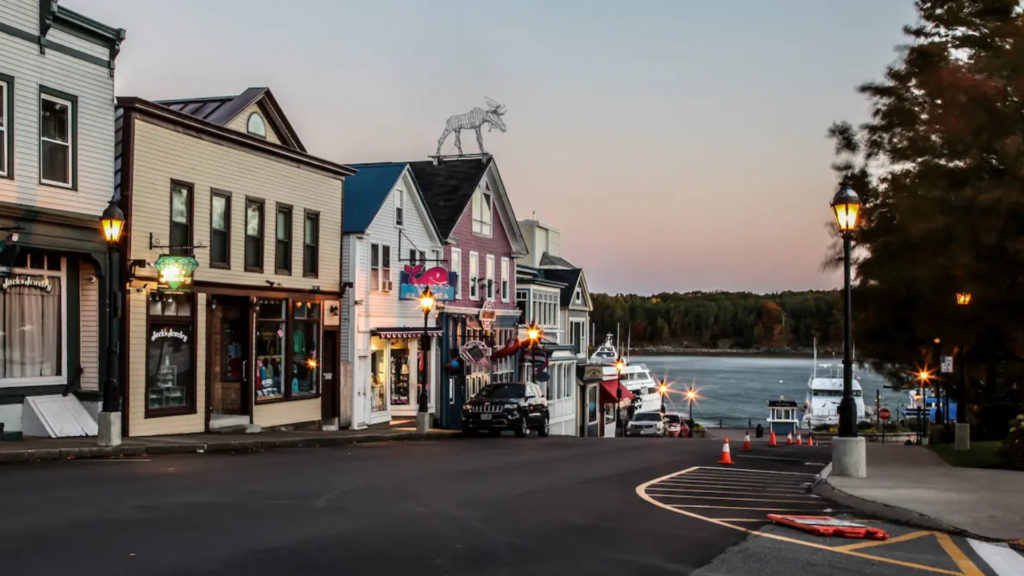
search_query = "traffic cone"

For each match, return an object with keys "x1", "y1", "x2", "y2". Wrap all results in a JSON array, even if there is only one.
[
  {"x1": 797, "y1": 432, "x2": 803, "y2": 445},
  {"x1": 719, "y1": 438, "x2": 734, "y2": 465},
  {"x1": 769, "y1": 429, "x2": 777, "y2": 447},
  {"x1": 742, "y1": 431, "x2": 752, "y2": 452},
  {"x1": 807, "y1": 434, "x2": 814, "y2": 447},
  {"x1": 786, "y1": 432, "x2": 794, "y2": 445}
]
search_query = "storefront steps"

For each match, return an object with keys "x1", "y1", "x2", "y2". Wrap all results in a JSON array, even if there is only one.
[{"x1": 208, "y1": 414, "x2": 262, "y2": 434}]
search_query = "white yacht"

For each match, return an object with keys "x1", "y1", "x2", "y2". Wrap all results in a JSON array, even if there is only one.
[
  {"x1": 590, "y1": 335, "x2": 661, "y2": 413},
  {"x1": 801, "y1": 363, "x2": 867, "y2": 428}
]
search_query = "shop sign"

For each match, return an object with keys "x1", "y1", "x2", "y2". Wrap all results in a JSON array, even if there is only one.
[
  {"x1": 399, "y1": 265, "x2": 456, "y2": 301},
  {"x1": 2, "y1": 275, "x2": 53, "y2": 293},
  {"x1": 154, "y1": 255, "x2": 199, "y2": 292},
  {"x1": 459, "y1": 340, "x2": 492, "y2": 367},
  {"x1": 479, "y1": 299, "x2": 496, "y2": 331},
  {"x1": 583, "y1": 365, "x2": 605, "y2": 383},
  {"x1": 151, "y1": 328, "x2": 189, "y2": 343}
]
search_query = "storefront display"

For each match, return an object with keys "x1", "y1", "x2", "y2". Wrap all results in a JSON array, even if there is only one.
[
  {"x1": 255, "y1": 299, "x2": 286, "y2": 401},
  {"x1": 0, "y1": 269, "x2": 63, "y2": 380},
  {"x1": 371, "y1": 343, "x2": 386, "y2": 413},
  {"x1": 390, "y1": 343, "x2": 410, "y2": 406},
  {"x1": 291, "y1": 302, "x2": 319, "y2": 396},
  {"x1": 146, "y1": 293, "x2": 194, "y2": 412}
]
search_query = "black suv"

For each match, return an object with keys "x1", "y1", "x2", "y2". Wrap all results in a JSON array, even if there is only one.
[{"x1": 462, "y1": 383, "x2": 550, "y2": 437}]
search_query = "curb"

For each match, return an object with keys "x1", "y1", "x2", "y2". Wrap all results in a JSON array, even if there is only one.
[
  {"x1": 0, "y1": 431, "x2": 458, "y2": 464},
  {"x1": 812, "y1": 461, "x2": 979, "y2": 539}
]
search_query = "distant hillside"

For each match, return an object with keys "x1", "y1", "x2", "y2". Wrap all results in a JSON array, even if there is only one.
[{"x1": 591, "y1": 291, "x2": 842, "y2": 352}]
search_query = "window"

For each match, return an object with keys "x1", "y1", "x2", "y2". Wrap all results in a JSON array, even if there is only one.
[
  {"x1": 471, "y1": 188, "x2": 492, "y2": 236},
  {"x1": 254, "y1": 299, "x2": 320, "y2": 401},
  {"x1": 533, "y1": 292, "x2": 559, "y2": 328},
  {"x1": 0, "y1": 252, "x2": 65, "y2": 382},
  {"x1": 451, "y1": 249, "x2": 461, "y2": 299},
  {"x1": 571, "y1": 321, "x2": 585, "y2": 355},
  {"x1": 370, "y1": 244, "x2": 391, "y2": 292},
  {"x1": 485, "y1": 255, "x2": 495, "y2": 300},
  {"x1": 501, "y1": 258, "x2": 510, "y2": 302},
  {"x1": 39, "y1": 88, "x2": 75, "y2": 188},
  {"x1": 304, "y1": 211, "x2": 319, "y2": 277},
  {"x1": 210, "y1": 191, "x2": 230, "y2": 268},
  {"x1": 169, "y1": 181, "x2": 192, "y2": 256},
  {"x1": 146, "y1": 293, "x2": 194, "y2": 414},
  {"x1": 275, "y1": 204, "x2": 292, "y2": 274},
  {"x1": 575, "y1": 289, "x2": 582, "y2": 304},
  {"x1": 395, "y1": 189, "x2": 404, "y2": 227},
  {"x1": 254, "y1": 299, "x2": 286, "y2": 401},
  {"x1": 245, "y1": 198, "x2": 264, "y2": 272},
  {"x1": 247, "y1": 112, "x2": 267, "y2": 138},
  {"x1": 408, "y1": 249, "x2": 425, "y2": 266},
  {"x1": 292, "y1": 301, "x2": 320, "y2": 397},
  {"x1": 469, "y1": 252, "x2": 479, "y2": 300},
  {"x1": 0, "y1": 75, "x2": 10, "y2": 178},
  {"x1": 389, "y1": 341, "x2": 410, "y2": 406}
]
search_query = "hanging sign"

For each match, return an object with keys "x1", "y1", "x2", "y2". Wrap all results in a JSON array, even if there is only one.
[
  {"x1": 941, "y1": 356, "x2": 954, "y2": 374},
  {"x1": 399, "y1": 265, "x2": 456, "y2": 301},
  {"x1": 154, "y1": 255, "x2": 199, "y2": 292},
  {"x1": 479, "y1": 299, "x2": 496, "y2": 331},
  {"x1": 459, "y1": 340, "x2": 492, "y2": 367}
]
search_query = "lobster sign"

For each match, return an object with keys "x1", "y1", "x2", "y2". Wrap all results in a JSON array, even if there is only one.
[{"x1": 399, "y1": 264, "x2": 458, "y2": 301}]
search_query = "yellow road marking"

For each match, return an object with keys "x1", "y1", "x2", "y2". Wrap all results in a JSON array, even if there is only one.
[
  {"x1": 660, "y1": 473, "x2": 810, "y2": 485},
  {"x1": 695, "y1": 465, "x2": 815, "y2": 476},
  {"x1": 935, "y1": 533, "x2": 985, "y2": 576},
  {"x1": 658, "y1": 477, "x2": 808, "y2": 487},
  {"x1": 836, "y1": 530, "x2": 932, "y2": 551},
  {"x1": 672, "y1": 505, "x2": 817, "y2": 512},
  {"x1": 712, "y1": 518, "x2": 773, "y2": 522},
  {"x1": 651, "y1": 494, "x2": 823, "y2": 504},
  {"x1": 647, "y1": 486, "x2": 810, "y2": 495},
  {"x1": 636, "y1": 468, "x2": 964, "y2": 575}
]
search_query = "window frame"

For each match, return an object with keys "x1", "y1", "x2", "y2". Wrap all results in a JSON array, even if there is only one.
[
  {"x1": 209, "y1": 189, "x2": 232, "y2": 269},
  {"x1": 38, "y1": 86, "x2": 77, "y2": 189},
  {"x1": 500, "y1": 257, "x2": 510, "y2": 303},
  {"x1": 303, "y1": 209, "x2": 320, "y2": 278},
  {"x1": 451, "y1": 248, "x2": 462, "y2": 300},
  {"x1": 245, "y1": 197, "x2": 265, "y2": 273},
  {"x1": 247, "y1": 112, "x2": 267, "y2": 139},
  {"x1": 169, "y1": 180, "x2": 194, "y2": 257},
  {"x1": 144, "y1": 293, "x2": 198, "y2": 418},
  {"x1": 485, "y1": 255, "x2": 495, "y2": 301},
  {"x1": 0, "y1": 255, "x2": 68, "y2": 387},
  {"x1": 0, "y1": 74, "x2": 11, "y2": 179},
  {"x1": 275, "y1": 203, "x2": 293, "y2": 276},
  {"x1": 394, "y1": 188, "x2": 404, "y2": 227},
  {"x1": 471, "y1": 188, "x2": 493, "y2": 237},
  {"x1": 468, "y1": 251, "x2": 479, "y2": 301}
]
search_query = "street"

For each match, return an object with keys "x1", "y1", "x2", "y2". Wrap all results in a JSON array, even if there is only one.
[{"x1": 0, "y1": 437, "x2": 1017, "y2": 575}]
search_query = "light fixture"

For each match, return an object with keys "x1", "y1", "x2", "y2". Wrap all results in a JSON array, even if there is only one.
[
  {"x1": 830, "y1": 185, "x2": 861, "y2": 234},
  {"x1": 419, "y1": 285, "x2": 435, "y2": 314},
  {"x1": 956, "y1": 291, "x2": 972, "y2": 306},
  {"x1": 100, "y1": 200, "x2": 125, "y2": 245},
  {"x1": 154, "y1": 255, "x2": 198, "y2": 291}
]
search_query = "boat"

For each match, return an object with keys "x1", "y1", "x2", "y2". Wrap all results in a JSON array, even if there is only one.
[
  {"x1": 589, "y1": 334, "x2": 662, "y2": 413},
  {"x1": 903, "y1": 391, "x2": 957, "y2": 423},
  {"x1": 801, "y1": 363, "x2": 867, "y2": 428}
]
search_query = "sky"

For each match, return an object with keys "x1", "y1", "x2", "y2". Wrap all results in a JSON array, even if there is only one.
[{"x1": 69, "y1": 0, "x2": 919, "y2": 295}]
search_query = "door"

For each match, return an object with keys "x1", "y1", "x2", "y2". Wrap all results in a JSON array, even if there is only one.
[
  {"x1": 208, "y1": 296, "x2": 250, "y2": 419},
  {"x1": 321, "y1": 329, "x2": 339, "y2": 422}
]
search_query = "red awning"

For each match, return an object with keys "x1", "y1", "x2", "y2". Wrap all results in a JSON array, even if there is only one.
[{"x1": 599, "y1": 379, "x2": 633, "y2": 405}]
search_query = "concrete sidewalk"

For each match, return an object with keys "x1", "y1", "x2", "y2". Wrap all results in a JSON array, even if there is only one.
[
  {"x1": 815, "y1": 442, "x2": 1024, "y2": 542},
  {"x1": 0, "y1": 426, "x2": 460, "y2": 463}
]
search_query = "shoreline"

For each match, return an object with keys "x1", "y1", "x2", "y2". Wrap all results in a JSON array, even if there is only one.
[{"x1": 626, "y1": 347, "x2": 832, "y2": 358}]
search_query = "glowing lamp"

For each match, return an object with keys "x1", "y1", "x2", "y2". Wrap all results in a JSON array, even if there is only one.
[
  {"x1": 614, "y1": 355, "x2": 625, "y2": 374},
  {"x1": 154, "y1": 255, "x2": 198, "y2": 291},
  {"x1": 955, "y1": 291, "x2": 972, "y2": 306},
  {"x1": 419, "y1": 286, "x2": 435, "y2": 313},
  {"x1": 526, "y1": 320, "x2": 541, "y2": 343},
  {"x1": 100, "y1": 200, "x2": 125, "y2": 244},
  {"x1": 830, "y1": 185, "x2": 861, "y2": 233}
]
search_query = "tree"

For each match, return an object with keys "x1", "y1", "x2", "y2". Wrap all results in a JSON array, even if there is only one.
[{"x1": 828, "y1": 0, "x2": 1024, "y2": 427}]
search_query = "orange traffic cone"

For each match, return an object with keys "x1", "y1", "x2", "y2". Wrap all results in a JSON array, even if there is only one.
[
  {"x1": 797, "y1": 432, "x2": 803, "y2": 445},
  {"x1": 769, "y1": 429, "x2": 777, "y2": 447},
  {"x1": 807, "y1": 434, "x2": 814, "y2": 447},
  {"x1": 719, "y1": 438, "x2": 735, "y2": 465},
  {"x1": 742, "y1": 431, "x2": 752, "y2": 452},
  {"x1": 786, "y1": 432, "x2": 794, "y2": 445}
]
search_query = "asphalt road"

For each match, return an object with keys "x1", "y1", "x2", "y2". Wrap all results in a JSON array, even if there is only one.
[{"x1": 0, "y1": 435, "x2": 823, "y2": 576}]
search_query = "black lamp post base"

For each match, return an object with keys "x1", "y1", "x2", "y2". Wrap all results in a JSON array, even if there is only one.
[{"x1": 838, "y1": 397, "x2": 859, "y2": 437}]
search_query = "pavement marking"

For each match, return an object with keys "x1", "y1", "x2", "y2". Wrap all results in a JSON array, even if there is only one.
[
  {"x1": 637, "y1": 466, "x2": 979, "y2": 575},
  {"x1": 657, "y1": 478, "x2": 809, "y2": 488},
  {"x1": 671, "y1": 504, "x2": 820, "y2": 512},
  {"x1": 645, "y1": 485, "x2": 808, "y2": 495},
  {"x1": 650, "y1": 494, "x2": 825, "y2": 504},
  {"x1": 836, "y1": 530, "x2": 933, "y2": 551},
  {"x1": 968, "y1": 539, "x2": 1024, "y2": 576}
]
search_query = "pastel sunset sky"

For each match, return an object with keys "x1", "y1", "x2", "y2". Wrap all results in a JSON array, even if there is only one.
[{"x1": 70, "y1": 0, "x2": 918, "y2": 294}]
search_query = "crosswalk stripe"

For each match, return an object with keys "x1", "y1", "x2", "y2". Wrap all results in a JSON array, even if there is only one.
[{"x1": 968, "y1": 539, "x2": 1024, "y2": 576}]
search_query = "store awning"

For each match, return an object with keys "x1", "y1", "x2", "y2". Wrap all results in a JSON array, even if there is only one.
[
  {"x1": 372, "y1": 327, "x2": 443, "y2": 339},
  {"x1": 599, "y1": 379, "x2": 633, "y2": 406}
]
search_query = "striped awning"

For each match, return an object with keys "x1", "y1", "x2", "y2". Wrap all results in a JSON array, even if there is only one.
[{"x1": 372, "y1": 327, "x2": 443, "y2": 339}]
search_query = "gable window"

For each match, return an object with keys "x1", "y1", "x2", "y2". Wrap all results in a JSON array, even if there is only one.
[
  {"x1": 468, "y1": 252, "x2": 479, "y2": 300},
  {"x1": 210, "y1": 191, "x2": 230, "y2": 268},
  {"x1": 275, "y1": 204, "x2": 292, "y2": 275},
  {"x1": 304, "y1": 211, "x2": 319, "y2": 277},
  {"x1": 451, "y1": 249, "x2": 462, "y2": 299},
  {"x1": 371, "y1": 244, "x2": 391, "y2": 292},
  {"x1": 247, "y1": 112, "x2": 267, "y2": 139},
  {"x1": 471, "y1": 188, "x2": 492, "y2": 236},
  {"x1": 169, "y1": 181, "x2": 192, "y2": 256},
  {"x1": 485, "y1": 255, "x2": 495, "y2": 300},
  {"x1": 39, "y1": 88, "x2": 76, "y2": 188},
  {"x1": 0, "y1": 75, "x2": 10, "y2": 178},
  {"x1": 395, "y1": 189, "x2": 404, "y2": 227},
  {"x1": 245, "y1": 198, "x2": 264, "y2": 272},
  {"x1": 501, "y1": 258, "x2": 510, "y2": 303},
  {"x1": 575, "y1": 288, "x2": 582, "y2": 305}
]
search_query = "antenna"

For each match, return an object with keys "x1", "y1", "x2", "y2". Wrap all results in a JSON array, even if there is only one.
[
  {"x1": 626, "y1": 324, "x2": 631, "y2": 363},
  {"x1": 813, "y1": 336, "x2": 818, "y2": 379}
]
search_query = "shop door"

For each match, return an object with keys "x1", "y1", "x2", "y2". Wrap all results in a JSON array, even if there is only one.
[
  {"x1": 321, "y1": 329, "x2": 339, "y2": 422},
  {"x1": 208, "y1": 296, "x2": 250, "y2": 423}
]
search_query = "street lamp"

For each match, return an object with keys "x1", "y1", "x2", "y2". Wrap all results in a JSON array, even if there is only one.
[
  {"x1": 417, "y1": 286, "x2": 434, "y2": 433},
  {"x1": 658, "y1": 380, "x2": 668, "y2": 415},
  {"x1": 98, "y1": 199, "x2": 125, "y2": 447},
  {"x1": 519, "y1": 320, "x2": 542, "y2": 382},
  {"x1": 685, "y1": 385, "x2": 697, "y2": 437},
  {"x1": 830, "y1": 183, "x2": 865, "y2": 476},
  {"x1": 914, "y1": 369, "x2": 932, "y2": 445},
  {"x1": 615, "y1": 355, "x2": 625, "y2": 437},
  {"x1": 955, "y1": 291, "x2": 972, "y2": 450}
]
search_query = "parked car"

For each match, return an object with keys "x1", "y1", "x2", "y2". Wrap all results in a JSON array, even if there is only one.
[
  {"x1": 626, "y1": 412, "x2": 666, "y2": 437},
  {"x1": 462, "y1": 383, "x2": 550, "y2": 438},
  {"x1": 664, "y1": 413, "x2": 689, "y2": 437}
]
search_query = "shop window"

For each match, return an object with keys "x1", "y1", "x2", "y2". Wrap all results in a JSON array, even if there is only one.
[
  {"x1": 39, "y1": 88, "x2": 76, "y2": 188},
  {"x1": 275, "y1": 204, "x2": 292, "y2": 275},
  {"x1": 146, "y1": 293, "x2": 194, "y2": 414},
  {"x1": 371, "y1": 342, "x2": 386, "y2": 412},
  {"x1": 210, "y1": 191, "x2": 230, "y2": 268},
  {"x1": 390, "y1": 341, "x2": 410, "y2": 406},
  {"x1": 291, "y1": 301, "x2": 320, "y2": 396},
  {"x1": 303, "y1": 211, "x2": 319, "y2": 277},
  {"x1": 170, "y1": 181, "x2": 192, "y2": 256},
  {"x1": 255, "y1": 298, "x2": 286, "y2": 401},
  {"x1": 0, "y1": 253, "x2": 65, "y2": 381},
  {"x1": 254, "y1": 298, "x2": 321, "y2": 402},
  {"x1": 245, "y1": 198, "x2": 264, "y2": 272}
]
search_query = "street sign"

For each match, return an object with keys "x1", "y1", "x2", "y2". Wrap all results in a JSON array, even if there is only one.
[
  {"x1": 879, "y1": 408, "x2": 891, "y2": 421},
  {"x1": 941, "y1": 356, "x2": 954, "y2": 373}
]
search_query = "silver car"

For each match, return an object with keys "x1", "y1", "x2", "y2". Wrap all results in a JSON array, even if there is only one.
[{"x1": 626, "y1": 412, "x2": 666, "y2": 437}]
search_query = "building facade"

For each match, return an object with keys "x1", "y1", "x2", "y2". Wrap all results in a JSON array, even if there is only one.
[
  {"x1": 340, "y1": 163, "x2": 444, "y2": 428},
  {"x1": 115, "y1": 88, "x2": 352, "y2": 436},
  {"x1": 0, "y1": 0, "x2": 124, "y2": 435}
]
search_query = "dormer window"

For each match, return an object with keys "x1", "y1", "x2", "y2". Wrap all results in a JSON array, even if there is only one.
[{"x1": 247, "y1": 112, "x2": 267, "y2": 139}]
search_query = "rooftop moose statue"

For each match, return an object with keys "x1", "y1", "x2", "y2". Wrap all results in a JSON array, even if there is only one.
[{"x1": 436, "y1": 98, "x2": 507, "y2": 156}]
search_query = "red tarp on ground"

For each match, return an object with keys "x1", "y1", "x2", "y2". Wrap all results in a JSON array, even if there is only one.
[
  {"x1": 599, "y1": 379, "x2": 634, "y2": 405},
  {"x1": 767, "y1": 515, "x2": 889, "y2": 540}
]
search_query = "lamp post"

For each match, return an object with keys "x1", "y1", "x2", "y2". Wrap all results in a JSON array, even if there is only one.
[
  {"x1": 99, "y1": 200, "x2": 125, "y2": 447},
  {"x1": 914, "y1": 369, "x2": 931, "y2": 445},
  {"x1": 955, "y1": 291, "x2": 972, "y2": 450},
  {"x1": 520, "y1": 320, "x2": 541, "y2": 382},
  {"x1": 615, "y1": 355, "x2": 625, "y2": 437},
  {"x1": 686, "y1": 386, "x2": 697, "y2": 437},
  {"x1": 830, "y1": 184, "x2": 866, "y2": 477},
  {"x1": 658, "y1": 380, "x2": 668, "y2": 415},
  {"x1": 417, "y1": 286, "x2": 435, "y2": 433}
]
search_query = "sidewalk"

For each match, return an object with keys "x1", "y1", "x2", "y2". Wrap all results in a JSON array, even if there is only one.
[
  {"x1": 0, "y1": 426, "x2": 460, "y2": 464},
  {"x1": 815, "y1": 442, "x2": 1024, "y2": 541}
]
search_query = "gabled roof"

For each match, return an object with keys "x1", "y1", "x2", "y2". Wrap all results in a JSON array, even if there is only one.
[
  {"x1": 542, "y1": 268, "x2": 583, "y2": 307},
  {"x1": 408, "y1": 158, "x2": 492, "y2": 239},
  {"x1": 155, "y1": 87, "x2": 305, "y2": 152},
  {"x1": 341, "y1": 163, "x2": 442, "y2": 242},
  {"x1": 540, "y1": 252, "x2": 576, "y2": 269}
]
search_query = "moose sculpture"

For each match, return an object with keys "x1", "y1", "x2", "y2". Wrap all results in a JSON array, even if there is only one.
[{"x1": 436, "y1": 98, "x2": 507, "y2": 156}]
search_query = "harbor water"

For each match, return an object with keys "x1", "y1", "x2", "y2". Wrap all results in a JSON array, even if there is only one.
[{"x1": 631, "y1": 355, "x2": 892, "y2": 427}]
